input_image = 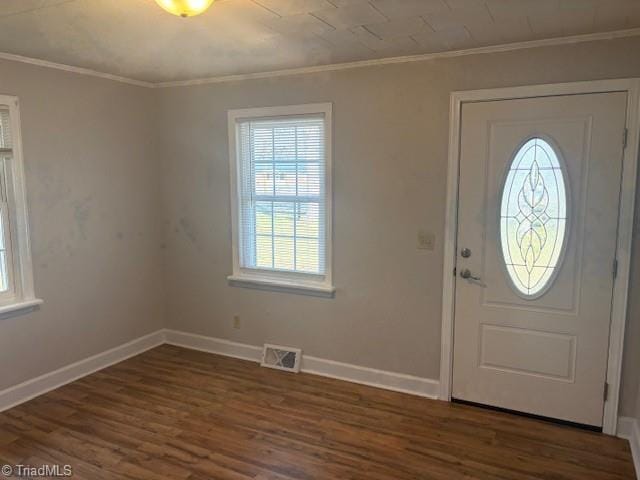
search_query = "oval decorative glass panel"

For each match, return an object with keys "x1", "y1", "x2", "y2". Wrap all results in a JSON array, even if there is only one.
[{"x1": 500, "y1": 137, "x2": 568, "y2": 298}]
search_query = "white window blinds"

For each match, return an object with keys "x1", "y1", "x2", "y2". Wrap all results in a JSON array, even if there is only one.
[
  {"x1": 237, "y1": 115, "x2": 326, "y2": 275},
  {"x1": 0, "y1": 110, "x2": 12, "y2": 149},
  {"x1": 0, "y1": 110, "x2": 13, "y2": 294}
]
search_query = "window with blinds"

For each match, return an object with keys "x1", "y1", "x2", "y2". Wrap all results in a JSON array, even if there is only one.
[
  {"x1": 238, "y1": 116, "x2": 325, "y2": 274},
  {"x1": 229, "y1": 104, "x2": 333, "y2": 295},
  {"x1": 0, "y1": 96, "x2": 40, "y2": 314},
  {"x1": 0, "y1": 110, "x2": 14, "y2": 296}
]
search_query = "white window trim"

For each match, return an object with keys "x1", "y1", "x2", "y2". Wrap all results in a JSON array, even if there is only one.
[
  {"x1": 0, "y1": 95, "x2": 42, "y2": 317},
  {"x1": 227, "y1": 103, "x2": 334, "y2": 297}
]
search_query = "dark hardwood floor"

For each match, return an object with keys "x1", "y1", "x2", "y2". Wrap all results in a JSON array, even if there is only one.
[{"x1": 0, "y1": 345, "x2": 635, "y2": 479}]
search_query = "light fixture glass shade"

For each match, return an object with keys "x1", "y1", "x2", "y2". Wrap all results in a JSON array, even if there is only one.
[{"x1": 155, "y1": 0, "x2": 214, "y2": 17}]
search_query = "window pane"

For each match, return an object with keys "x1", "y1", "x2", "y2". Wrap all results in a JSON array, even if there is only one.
[
  {"x1": 274, "y1": 236, "x2": 295, "y2": 270},
  {"x1": 255, "y1": 201, "x2": 272, "y2": 235},
  {"x1": 274, "y1": 164, "x2": 296, "y2": 196},
  {"x1": 295, "y1": 202, "x2": 319, "y2": 238},
  {"x1": 0, "y1": 205, "x2": 7, "y2": 292},
  {"x1": 0, "y1": 207, "x2": 5, "y2": 250},
  {"x1": 254, "y1": 164, "x2": 273, "y2": 196},
  {"x1": 0, "y1": 110, "x2": 11, "y2": 149},
  {"x1": 0, "y1": 250, "x2": 8, "y2": 292},
  {"x1": 252, "y1": 127, "x2": 273, "y2": 161},
  {"x1": 296, "y1": 238, "x2": 319, "y2": 273},
  {"x1": 297, "y1": 124, "x2": 322, "y2": 162},
  {"x1": 255, "y1": 235, "x2": 273, "y2": 269},
  {"x1": 297, "y1": 163, "x2": 321, "y2": 197},
  {"x1": 274, "y1": 126, "x2": 296, "y2": 161},
  {"x1": 273, "y1": 202, "x2": 294, "y2": 236}
]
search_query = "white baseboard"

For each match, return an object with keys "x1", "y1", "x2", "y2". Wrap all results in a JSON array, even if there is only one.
[
  {"x1": 164, "y1": 329, "x2": 263, "y2": 362},
  {"x1": 618, "y1": 416, "x2": 640, "y2": 478},
  {"x1": 164, "y1": 329, "x2": 439, "y2": 399},
  {"x1": 0, "y1": 330, "x2": 165, "y2": 412},
  {"x1": 301, "y1": 354, "x2": 439, "y2": 398},
  {"x1": 0, "y1": 327, "x2": 449, "y2": 413}
]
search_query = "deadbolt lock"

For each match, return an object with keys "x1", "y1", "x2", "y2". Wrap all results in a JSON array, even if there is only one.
[{"x1": 461, "y1": 248, "x2": 471, "y2": 258}]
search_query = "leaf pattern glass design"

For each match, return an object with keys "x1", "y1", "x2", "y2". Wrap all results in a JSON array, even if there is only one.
[{"x1": 500, "y1": 137, "x2": 568, "y2": 298}]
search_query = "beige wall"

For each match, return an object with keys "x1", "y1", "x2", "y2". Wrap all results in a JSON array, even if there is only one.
[
  {"x1": 157, "y1": 36, "x2": 640, "y2": 415},
  {"x1": 0, "y1": 36, "x2": 637, "y2": 419},
  {"x1": 0, "y1": 59, "x2": 164, "y2": 390}
]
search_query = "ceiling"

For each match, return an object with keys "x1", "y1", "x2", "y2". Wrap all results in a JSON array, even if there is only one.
[{"x1": 0, "y1": 0, "x2": 639, "y2": 83}]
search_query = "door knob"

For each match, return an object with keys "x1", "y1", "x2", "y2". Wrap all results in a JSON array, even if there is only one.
[{"x1": 460, "y1": 268, "x2": 481, "y2": 281}]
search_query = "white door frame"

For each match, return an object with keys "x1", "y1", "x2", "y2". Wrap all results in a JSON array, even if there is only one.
[{"x1": 439, "y1": 79, "x2": 640, "y2": 435}]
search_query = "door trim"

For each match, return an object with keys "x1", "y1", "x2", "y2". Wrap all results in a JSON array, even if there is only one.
[{"x1": 439, "y1": 79, "x2": 640, "y2": 435}]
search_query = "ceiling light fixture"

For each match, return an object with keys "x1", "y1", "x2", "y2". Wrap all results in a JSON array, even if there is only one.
[{"x1": 154, "y1": 0, "x2": 214, "y2": 18}]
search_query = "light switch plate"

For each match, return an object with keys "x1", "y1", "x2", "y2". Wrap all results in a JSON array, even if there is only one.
[{"x1": 418, "y1": 231, "x2": 435, "y2": 251}]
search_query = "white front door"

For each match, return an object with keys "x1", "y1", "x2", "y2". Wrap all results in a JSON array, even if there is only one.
[{"x1": 452, "y1": 92, "x2": 627, "y2": 427}]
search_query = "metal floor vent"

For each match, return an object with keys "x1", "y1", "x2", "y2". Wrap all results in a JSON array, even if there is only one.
[{"x1": 261, "y1": 344, "x2": 302, "y2": 373}]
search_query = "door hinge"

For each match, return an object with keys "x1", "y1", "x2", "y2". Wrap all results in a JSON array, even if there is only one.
[
  {"x1": 623, "y1": 128, "x2": 628, "y2": 150},
  {"x1": 453, "y1": 267, "x2": 457, "y2": 276},
  {"x1": 603, "y1": 382, "x2": 609, "y2": 401},
  {"x1": 613, "y1": 258, "x2": 618, "y2": 279}
]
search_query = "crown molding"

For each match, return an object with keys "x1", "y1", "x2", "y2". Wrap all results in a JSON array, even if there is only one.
[
  {"x1": 0, "y1": 27, "x2": 639, "y2": 89},
  {"x1": 0, "y1": 51, "x2": 154, "y2": 88},
  {"x1": 154, "y1": 27, "x2": 640, "y2": 88}
]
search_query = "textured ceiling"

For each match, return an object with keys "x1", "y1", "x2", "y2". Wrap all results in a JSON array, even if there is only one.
[{"x1": 0, "y1": 0, "x2": 639, "y2": 83}]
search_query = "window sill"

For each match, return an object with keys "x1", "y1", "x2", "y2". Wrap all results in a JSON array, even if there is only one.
[
  {"x1": 227, "y1": 275, "x2": 335, "y2": 298},
  {"x1": 0, "y1": 298, "x2": 43, "y2": 319}
]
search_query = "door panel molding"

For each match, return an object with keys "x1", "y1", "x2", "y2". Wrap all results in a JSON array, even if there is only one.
[
  {"x1": 478, "y1": 325, "x2": 577, "y2": 382},
  {"x1": 439, "y1": 79, "x2": 640, "y2": 435}
]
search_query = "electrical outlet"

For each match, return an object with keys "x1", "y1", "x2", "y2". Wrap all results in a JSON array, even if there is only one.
[
  {"x1": 418, "y1": 231, "x2": 435, "y2": 251},
  {"x1": 233, "y1": 315, "x2": 241, "y2": 329}
]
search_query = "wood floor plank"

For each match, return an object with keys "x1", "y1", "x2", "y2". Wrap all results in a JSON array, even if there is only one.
[{"x1": 0, "y1": 345, "x2": 635, "y2": 479}]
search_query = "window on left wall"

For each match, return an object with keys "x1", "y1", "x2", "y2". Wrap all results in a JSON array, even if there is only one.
[{"x1": 0, "y1": 96, "x2": 41, "y2": 316}]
